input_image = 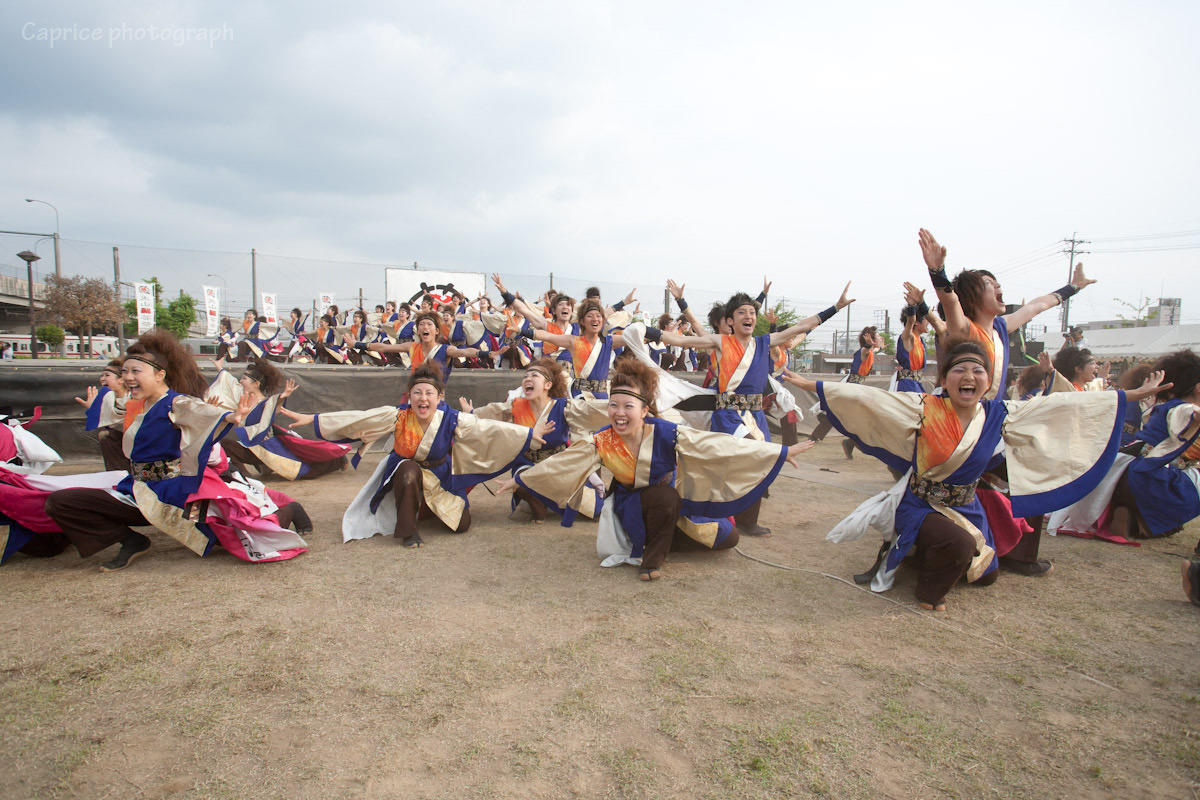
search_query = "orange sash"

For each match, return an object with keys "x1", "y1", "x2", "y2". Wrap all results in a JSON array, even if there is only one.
[
  {"x1": 411, "y1": 342, "x2": 427, "y2": 365},
  {"x1": 242, "y1": 319, "x2": 252, "y2": 334},
  {"x1": 593, "y1": 428, "x2": 636, "y2": 486},
  {"x1": 543, "y1": 321, "x2": 564, "y2": 354},
  {"x1": 572, "y1": 337, "x2": 595, "y2": 376},
  {"x1": 916, "y1": 396, "x2": 964, "y2": 475},
  {"x1": 966, "y1": 320, "x2": 996, "y2": 370},
  {"x1": 511, "y1": 398, "x2": 537, "y2": 429},
  {"x1": 123, "y1": 399, "x2": 145, "y2": 432},
  {"x1": 1183, "y1": 437, "x2": 1200, "y2": 462},
  {"x1": 908, "y1": 336, "x2": 925, "y2": 370},
  {"x1": 392, "y1": 409, "x2": 425, "y2": 458},
  {"x1": 717, "y1": 335, "x2": 745, "y2": 392},
  {"x1": 857, "y1": 349, "x2": 874, "y2": 377}
]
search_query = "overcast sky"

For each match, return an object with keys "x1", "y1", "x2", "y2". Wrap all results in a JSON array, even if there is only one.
[{"x1": 2, "y1": 0, "x2": 1197, "y2": 348}]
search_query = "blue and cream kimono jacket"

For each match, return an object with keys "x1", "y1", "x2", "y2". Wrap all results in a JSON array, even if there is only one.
[
  {"x1": 311, "y1": 402, "x2": 533, "y2": 541},
  {"x1": 712, "y1": 333, "x2": 772, "y2": 440},
  {"x1": 1126, "y1": 399, "x2": 1200, "y2": 535},
  {"x1": 515, "y1": 417, "x2": 788, "y2": 563},
  {"x1": 566, "y1": 335, "x2": 615, "y2": 399},
  {"x1": 818, "y1": 381, "x2": 1126, "y2": 588},
  {"x1": 240, "y1": 319, "x2": 280, "y2": 359}
]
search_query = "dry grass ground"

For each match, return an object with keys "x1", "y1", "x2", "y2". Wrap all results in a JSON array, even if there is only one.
[{"x1": 3, "y1": 441, "x2": 1199, "y2": 799}]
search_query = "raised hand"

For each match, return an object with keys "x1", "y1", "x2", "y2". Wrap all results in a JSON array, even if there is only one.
[
  {"x1": 227, "y1": 391, "x2": 257, "y2": 427},
  {"x1": 342, "y1": 333, "x2": 355, "y2": 347},
  {"x1": 1037, "y1": 350, "x2": 1053, "y2": 374},
  {"x1": 74, "y1": 385, "x2": 99, "y2": 409},
  {"x1": 1099, "y1": 361, "x2": 1112, "y2": 382},
  {"x1": 531, "y1": 418, "x2": 557, "y2": 445},
  {"x1": 459, "y1": 397, "x2": 474, "y2": 413},
  {"x1": 667, "y1": 279, "x2": 686, "y2": 299},
  {"x1": 918, "y1": 228, "x2": 947, "y2": 271},
  {"x1": 1070, "y1": 263, "x2": 1096, "y2": 291},
  {"x1": 280, "y1": 379, "x2": 298, "y2": 400},
  {"x1": 762, "y1": 275, "x2": 773, "y2": 296},
  {"x1": 492, "y1": 273, "x2": 507, "y2": 294},
  {"x1": 835, "y1": 282, "x2": 855, "y2": 310},
  {"x1": 278, "y1": 406, "x2": 315, "y2": 429},
  {"x1": 1127, "y1": 370, "x2": 1172, "y2": 403},
  {"x1": 903, "y1": 281, "x2": 926, "y2": 307},
  {"x1": 764, "y1": 308, "x2": 779, "y2": 325},
  {"x1": 622, "y1": 288, "x2": 637, "y2": 306}
]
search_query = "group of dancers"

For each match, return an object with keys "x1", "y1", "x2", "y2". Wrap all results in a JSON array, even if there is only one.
[{"x1": 3, "y1": 228, "x2": 1200, "y2": 609}]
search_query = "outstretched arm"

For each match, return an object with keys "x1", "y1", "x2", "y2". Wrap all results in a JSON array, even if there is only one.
[
  {"x1": 667, "y1": 279, "x2": 705, "y2": 333},
  {"x1": 656, "y1": 330, "x2": 720, "y2": 350},
  {"x1": 920, "y1": 228, "x2": 970, "y2": 337},
  {"x1": 533, "y1": 329, "x2": 574, "y2": 349},
  {"x1": 1004, "y1": 262, "x2": 1096, "y2": 330},
  {"x1": 446, "y1": 345, "x2": 480, "y2": 359},
  {"x1": 492, "y1": 273, "x2": 548, "y2": 331},
  {"x1": 1124, "y1": 370, "x2": 1172, "y2": 404},
  {"x1": 769, "y1": 282, "x2": 854, "y2": 346}
]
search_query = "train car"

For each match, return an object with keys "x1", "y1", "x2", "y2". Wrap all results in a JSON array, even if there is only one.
[{"x1": 0, "y1": 332, "x2": 121, "y2": 359}]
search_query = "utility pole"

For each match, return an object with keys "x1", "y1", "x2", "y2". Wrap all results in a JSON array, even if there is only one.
[
  {"x1": 251, "y1": 248, "x2": 258, "y2": 311},
  {"x1": 549, "y1": 272, "x2": 554, "y2": 291},
  {"x1": 663, "y1": 287, "x2": 670, "y2": 316},
  {"x1": 1060, "y1": 232, "x2": 1090, "y2": 332},
  {"x1": 113, "y1": 247, "x2": 125, "y2": 355}
]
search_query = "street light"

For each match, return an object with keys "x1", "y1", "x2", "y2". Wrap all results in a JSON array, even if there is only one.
[
  {"x1": 26, "y1": 198, "x2": 62, "y2": 355},
  {"x1": 16, "y1": 250, "x2": 40, "y2": 359}
]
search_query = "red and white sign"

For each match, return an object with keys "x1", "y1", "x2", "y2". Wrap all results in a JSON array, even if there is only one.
[
  {"x1": 261, "y1": 292, "x2": 277, "y2": 324},
  {"x1": 135, "y1": 282, "x2": 155, "y2": 334},
  {"x1": 203, "y1": 285, "x2": 220, "y2": 337}
]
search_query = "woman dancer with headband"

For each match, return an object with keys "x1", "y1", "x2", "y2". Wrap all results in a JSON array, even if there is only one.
[
  {"x1": 353, "y1": 311, "x2": 480, "y2": 384},
  {"x1": 783, "y1": 339, "x2": 1165, "y2": 610},
  {"x1": 280, "y1": 364, "x2": 551, "y2": 548},
  {"x1": 78, "y1": 358, "x2": 134, "y2": 471},
  {"x1": 205, "y1": 357, "x2": 351, "y2": 480},
  {"x1": 460, "y1": 357, "x2": 609, "y2": 523},
  {"x1": 46, "y1": 331, "x2": 312, "y2": 572},
  {"x1": 500, "y1": 360, "x2": 814, "y2": 580}
]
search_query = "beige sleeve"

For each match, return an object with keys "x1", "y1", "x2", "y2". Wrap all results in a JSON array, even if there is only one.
[
  {"x1": 1003, "y1": 391, "x2": 1122, "y2": 498},
  {"x1": 313, "y1": 406, "x2": 398, "y2": 447},
  {"x1": 168, "y1": 395, "x2": 234, "y2": 478},
  {"x1": 203, "y1": 370, "x2": 242, "y2": 411},
  {"x1": 450, "y1": 413, "x2": 532, "y2": 476},
  {"x1": 819, "y1": 381, "x2": 922, "y2": 461},
  {"x1": 471, "y1": 401, "x2": 513, "y2": 422},
  {"x1": 515, "y1": 439, "x2": 603, "y2": 509},
  {"x1": 674, "y1": 426, "x2": 785, "y2": 504},
  {"x1": 563, "y1": 398, "x2": 611, "y2": 438}
]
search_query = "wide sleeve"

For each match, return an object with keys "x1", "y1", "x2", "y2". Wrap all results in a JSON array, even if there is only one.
[
  {"x1": 563, "y1": 397, "x2": 611, "y2": 438},
  {"x1": 312, "y1": 406, "x2": 398, "y2": 447},
  {"x1": 237, "y1": 393, "x2": 282, "y2": 447},
  {"x1": 674, "y1": 425, "x2": 787, "y2": 518},
  {"x1": 85, "y1": 386, "x2": 115, "y2": 430},
  {"x1": 471, "y1": 401, "x2": 513, "y2": 422},
  {"x1": 167, "y1": 395, "x2": 235, "y2": 480},
  {"x1": 515, "y1": 438, "x2": 603, "y2": 510},
  {"x1": 817, "y1": 381, "x2": 922, "y2": 472},
  {"x1": 449, "y1": 413, "x2": 533, "y2": 481},
  {"x1": 1003, "y1": 390, "x2": 1125, "y2": 516}
]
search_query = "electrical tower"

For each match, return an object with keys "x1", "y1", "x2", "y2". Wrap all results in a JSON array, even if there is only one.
[{"x1": 1060, "y1": 232, "x2": 1090, "y2": 332}]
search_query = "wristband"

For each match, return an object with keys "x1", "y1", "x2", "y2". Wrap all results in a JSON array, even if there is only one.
[
  {"x1": 916, "y1": 301, "x2": 930, "y2": 319},
  {"x1": 755, "y1": 291, "x2": 767, "y2": 306},
  {"x1": 1051, "y1": 283, "x2": 1080, "y2": 305},
  {"x1": 816, "y1": 305, "x2": 838, "y2": 324},
  {"x1": 768, "y1": 323, "x2": 778, "y2": 333},
  {"x1": 353, "y1": 342, "x2": 371, "y2": 352},
  {"x1": 643, "y1": 327, "x2": 663, "y2": 343},
  {"x1": 501, "y1": 290, "x2": 516, "y2": 306},
  {"x1": 674, "y1": 296, "x2": 688, "y2": 312},
  {"x1": 612, "y1": 300, "x2": 626, "y2": 311},
  {"x1": 929, "y1": 266, "x2": 952, "y2": 291}
]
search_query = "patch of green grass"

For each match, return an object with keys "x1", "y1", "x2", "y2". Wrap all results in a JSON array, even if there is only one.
[
  {"x1": 601, "y1": 746, "x2": 657, "y2": 800},
  {"x1": 553, "y1": 685, "x2": 597, "y2": 717}
]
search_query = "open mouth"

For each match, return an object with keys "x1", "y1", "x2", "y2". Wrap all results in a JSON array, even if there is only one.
[{"x1": 956, "y1": 383, "x2": 977, "y2": 401}]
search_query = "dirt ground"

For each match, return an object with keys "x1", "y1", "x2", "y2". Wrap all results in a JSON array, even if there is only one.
[{"x1": 3, "y1": 439, "x2": 1199, "y2": 800}]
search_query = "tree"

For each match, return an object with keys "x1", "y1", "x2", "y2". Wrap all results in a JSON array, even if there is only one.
[
  {"x1": 43, "y1": 275, "x2": 126, "y2": 356},
  {"x1": 879, "y1": 328, "x2": 896, "y2": 355},
  {"x1": 122, "y1": 277, "x2": 199, "y2": 339},
  {"x1": 1114, "y1": 296, "x2": 1159, "y2": 328},
  {"x1": 753, "y1": 301, "x2": 800, "y2": 337},
  {"x1": 36, "y1": 324, "x2": 65, "y2": 349}
]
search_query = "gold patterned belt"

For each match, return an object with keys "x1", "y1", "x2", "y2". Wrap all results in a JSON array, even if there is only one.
[
  {"x1": 715, "y1": 392, "x2": 764, "y2": 411},
  {"x1": 897, "y1": 368, "x2": 923, "y2": 382},
  {"x1": 525, "y1": 443, "x2": 567, "y2": 463},
  {"x1": 847, "y1": 374, "x2": 867, "y2": 384},
  {"x1": 131, "y1": 458, "x2": 182, "y2": 482},
  {"x1": 574, "y1": 377, "x2": 609, "y2": 394},
  {"x1": 908, "y1": 472, "x2": 978, "y2": 507}
]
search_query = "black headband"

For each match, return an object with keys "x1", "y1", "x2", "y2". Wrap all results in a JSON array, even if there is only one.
[
  {"x1": 125, "y1": 354, "x2": 165, "y2": 371},
  {"x1": 610, "y1": 387, "x2": 651, "y2": 405}
]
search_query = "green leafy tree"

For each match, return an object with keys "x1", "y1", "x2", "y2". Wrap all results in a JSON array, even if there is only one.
[
  {"x1": 754, "y1": 301, "x2": 800, "y2": 337},
  {"x1": 1114, "y1": 296, "x2": 1159, "y2": 328},
  {"x1": 123, "y1": 277, "x2": 200, "y2": 339},
  {"x1": 879, "y1": 328, "x2": 896, "y2": 355},
  {"x1": 36, "y1": 324, "x2": 65, "y2": 348}
]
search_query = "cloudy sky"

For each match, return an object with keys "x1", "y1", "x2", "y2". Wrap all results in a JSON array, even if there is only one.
[{"x1": 2, "y1": 0, "x2": 1197, "y2": 349}]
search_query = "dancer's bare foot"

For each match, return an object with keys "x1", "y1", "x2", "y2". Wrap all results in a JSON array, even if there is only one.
[
  {"x1": 639, "y1": 566, "x2": 662, "y2": 581},
  {"x1": 400, "y1": 533, "x2": 424, "y2": 548},
  {"x1": 919, "y1": 601, "x2": 947, "y2": 612}
]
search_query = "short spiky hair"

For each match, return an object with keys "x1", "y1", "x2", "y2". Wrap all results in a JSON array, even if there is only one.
[
  {"x1": 951, "y1": 269, "x2": 998, "y2": 321},
  {"x1": 1052, "y1": 347, "x2": 1095, "y2": 382},
  {"x1": 724, "y1": 292, "x2": 758, "y2": 321},
  {"x1": 1153, "y1": 349, "x2": 1200, "y2": 399}
]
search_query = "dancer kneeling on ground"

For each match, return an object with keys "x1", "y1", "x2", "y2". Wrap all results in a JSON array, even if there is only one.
[
  {"x1": 782, "y1": 339, "x2": 1166, "y2": 611},
  {"x1": 498, "y1": 359, "x2": 815, "y2": 581},
  {"x1": 205, "y1": 356, "x2": 351, "y2": 480},
  {"x1": 45, "y1": 330, "x2": 312, "y2": 572},
  {"x1": 460, "y1": 357, "x2": 609, "y2": 523},
  {"x1": 279, "y1": 364, "x2": 553, "y2": 548}
]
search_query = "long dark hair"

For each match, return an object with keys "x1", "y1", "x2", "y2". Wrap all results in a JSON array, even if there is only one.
[{"x1": 126, "y1": 329, "x2": 208, "y2": 397}]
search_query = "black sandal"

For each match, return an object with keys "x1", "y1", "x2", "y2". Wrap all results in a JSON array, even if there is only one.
[
  {"x1": 400, "y1": 533, "x2": 424, "y2": 548},
  {"x1": 639, "y1": 566, "x2": 661, "y2": 581},
  {"x1": 998, "y1": 557, "x2": 1053, "y2": 577}
]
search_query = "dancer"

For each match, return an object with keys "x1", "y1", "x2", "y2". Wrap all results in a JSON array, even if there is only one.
[
  {"x1": 236, "y1": 309, "x2": 284, "y2": 362},
  {"x1": 205, "y1": 357, "x2": 350, "y2": 480},
  {"x1": 79, "y1": 358, "x2": 135, "y2": 471},
  {"x1": 460, "y1": 357, "x2": 609, "y2": 522},
  {"x1": 500, "y1": 359, "x2": 813, "y2": 580},
  {"x1": 783, "y1": 340, "x2": 1163, "y2": 610},
  {"x1": 840, "y1": 326, "x2": 883, "y2": 459},
  {"x1": 44, "y1": 331, "x2": 311, "y2": 572},
  {"x1": 1047, "y1": 347, "x2": 1109, "y2": 392},
  {"x1": 652, "y1": 283, "x2": 853, "y2": 536},
  {"x1": 279, "y1": 364, "x2": 551, "y2": 548}
]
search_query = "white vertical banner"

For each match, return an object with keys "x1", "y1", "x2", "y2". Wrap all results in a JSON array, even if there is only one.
[
  {"x1": 319, "y1": 293, "x2": 335, "y2": 317},
  {"x1": 203, "y1": 286, "x2": 220, "y2": 337},
  {"x1": 261, "y1": 293, "x2": 278, "y2": 324},
  {"x1": 135, "y1": 282, "x2": 155, "y2": 334}
]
